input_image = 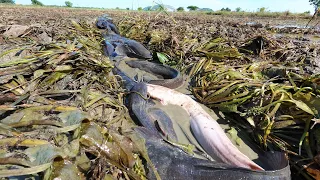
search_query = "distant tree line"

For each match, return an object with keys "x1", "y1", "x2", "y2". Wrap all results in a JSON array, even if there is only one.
[
  {"x1": 187, "y1": 6, "x2": 198, "y2": 11},
  {"x1": 0, "y1": 0, "x2": 15, "y2": 3},
  {"x1": 220, "y1": 7, "x2": 231, "y2": 11},
  {"x1": 65, "y1": 1, "x2": 72, "y2": 7},
  {"x1": 1, "y1": 0, "x2": 317, "y2": 15},
  {"x1": 31, "y1": 0, "x2": 43, "y2": 6},
  {"x1": 0, "y1": 0, "x2": 74, "y2": 7},
  {"x1": 178, "y1": 3, "x2": 315, "y2": 14},
  {"x1": 177, "y1": 7, "x2": 184, "y2": 11}
]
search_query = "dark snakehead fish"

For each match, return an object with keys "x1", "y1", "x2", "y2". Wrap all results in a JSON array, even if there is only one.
[
  {"x1": 97, "y1": 15, "x2": 151, "y2": 59},
  {"x1": 112, "y1": 64, "x2": 178, "y2": 141},
  {"x1": 103, "y1": 34, "x2": 152, "y2": 59},
  {"x1": 96, "y1": 15, "x2": 120, "y2": 34},
  {"x1": 126, "y1": 60, "x2": 183, "y2": 89},
  {"x1": 129, "y1": 83, "x2": 178, "y2": 141},
  {"x1": 135, "y1": 127, "x2": 291, "y2": 180}
]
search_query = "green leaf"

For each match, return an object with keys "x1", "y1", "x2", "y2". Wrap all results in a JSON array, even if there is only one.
[
  {"x1": 24, "y1": 144, "x2": 64, "y2": 165},
  {"x1": 54, "y1": 65, "x2": 73, "y2": 71},
  {"x1": 156, "y1": 52, "x2": 169, "y2": 64},
  {"x1": 49, "y1": 159, "x2": 85, "y2": 180},
  {"x1": 58, "y1": 110, "x2": 90, "y2": 126},
  {"x1": 286, "y1": 99, "x2": 315, "y2": 115},
  {"x1": 0, "y1": 163, "x2": 52, "y2": 178},
  {"x1": 246, "y1": 117, "x2": 255, "y2": 127},
  {"x1": 39, "y1": 72, "x2": 67, "y2": 87}
]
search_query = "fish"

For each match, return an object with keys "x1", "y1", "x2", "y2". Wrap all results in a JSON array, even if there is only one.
[
  {"x1": 102, "y1": 41, "x2": 117, "y2": 57},
  {"x1": 135, "y1": 127, "x2": 291, "y2": 180},
  {"x1": 126, "y1": 60, "x2": 184, "y2": 89},
  {"x1": 113, "y1": 58, "x2": 290, "y2": 178},
  {"x1": 113, "y1": 64, "x2": 177, "y2": 141},
  {"x1": 96, "y1": 15, "x2": 120, "y2": 34},
  {"x1": 105, "y1": 18, "x2": 290, "y2": 179},
  {"x1": 119, "y1": 39, "x2": 152, "y2": 59},
  {"x1": 97, "y1": 15, "x2": 152, "y2": 59},
  {"x1": 146, "y1": 83, "x2": 264, "y2": 170},
  {"x1": 129, "y1": 82, "x2": 178, "y2": 141},
  {"x1": 102, "y1": 34, "x2": 152, "y2": 59},
  {"x1": 148, "y1": 107, "x2": 178, "y2": 142},
  {"x1": 112, "y1": 62, "x2": 136, "y2": 90}
]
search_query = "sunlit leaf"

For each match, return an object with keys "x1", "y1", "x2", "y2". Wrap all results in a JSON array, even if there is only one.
[{"x1": 156, "y1": 52, "x2": 169, "y2": 64}]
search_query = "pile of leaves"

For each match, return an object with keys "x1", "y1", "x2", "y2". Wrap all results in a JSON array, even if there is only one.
[
  {"x1": 114, "y1": 12, "x2": 319, "y2": 70},
  {"x1": 0, "y1": 19, "x2": 156, "y2": 180},
  {"x1": 190, "y1": 55, "x2": 320, "y2": 179}
]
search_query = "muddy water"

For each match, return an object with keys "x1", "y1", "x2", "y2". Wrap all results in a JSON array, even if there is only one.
[
  {"x1": 274, "y1": 33, "x2": 320, "y2": 43},
  {"x1": 118, "y1": 59, "x2": 262, "y2": 163}
]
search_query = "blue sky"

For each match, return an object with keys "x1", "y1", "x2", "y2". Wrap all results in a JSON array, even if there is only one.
[{"x1": 15, "y1": 0, "x2": 315, "y2": 13}]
